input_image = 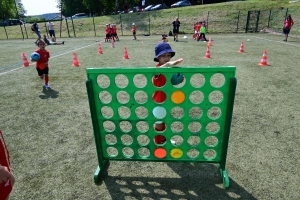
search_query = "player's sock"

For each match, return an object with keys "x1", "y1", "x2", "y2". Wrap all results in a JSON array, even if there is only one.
[{"x1": 45, "y1": 76, "x2": 49, "y2": 85}]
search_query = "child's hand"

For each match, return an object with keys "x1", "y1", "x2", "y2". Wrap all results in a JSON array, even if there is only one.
[
  {"x1": 0, "y1": 165, "x2": 15, "y2": 185},
  {"x1": 161, "y1": 58, "x2": 183, "y2": 68}
]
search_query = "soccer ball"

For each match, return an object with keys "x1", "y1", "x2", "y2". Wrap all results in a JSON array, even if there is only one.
[
  {"x1": 183, "y1": 36, "x2": 187, "y2": 39},
  {"x1": 31, "y1": 52, "x2": 40, "y2": 61}
]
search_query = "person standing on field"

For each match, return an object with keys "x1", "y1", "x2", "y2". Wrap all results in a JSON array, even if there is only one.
[
  {"x1": 283, "y1": 14, "x2": 294, "y2": 42},
  {"x1": 31, "y1": 40, "x2": 51, "y2": 89},
  {"x1": 172, "y1": 17, "x2": 180, "y2": 42},
  {"x1": 47, "y1": 20, "x2": 56, "y2": 42},
  {"x1": 31, "y1": 20, "x2": 41, "y2": 45},
  {"x1": 132, "y1": 23, "x2": 137, "y2": 40}
]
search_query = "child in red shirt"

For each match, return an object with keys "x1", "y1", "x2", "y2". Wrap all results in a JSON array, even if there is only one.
[
  {"x1": 0, "y1": 130, "x2": 15, "y2": 200},
  {"x1": 111, "y1": 24, "x2": 119, "y2": 41},
  {"x1": 105, "y1": 24, "x2": 111, "y2": 42},
  {"x1": 152, "y1": 42, "x2": 183, "y2": 145},
  {"x1": 283, "y1": 14, "x2": 294, "y2": 42},
  {"x1": 31, "y1": 40, "x2": 50, "y2": 89},
  {"x1": 132, "y1": 23, "x2": 136, "y2": 40},
  {"x1": 193, "y1": 22, "x2": 201, "y2": 40}
]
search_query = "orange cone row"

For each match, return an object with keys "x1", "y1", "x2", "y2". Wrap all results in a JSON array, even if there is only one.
[{"x1": 22, "y1": 41, "x2": 269, "y2": 67}]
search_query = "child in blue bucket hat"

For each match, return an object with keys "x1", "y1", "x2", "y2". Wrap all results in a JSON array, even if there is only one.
[
  {"x1": 152, "y1": 42, "x2": 184, "y2": 145},
  {"x1": 154, "y1": 42, "x2": 183, "y2": 66}
]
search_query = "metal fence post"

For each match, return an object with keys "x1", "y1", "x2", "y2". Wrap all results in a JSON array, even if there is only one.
[
  {"x1": 207, "y1": 11, "x2": 209, "y2": 32},
  {"x1": 255, "y1": 10, "x2": 260, "y2": 32},
  {"x1": 60, "y1": 7, "x2": 63, "y2": 38},
  {"x1": 268, "y1": 10, "x2": 271, "y2": 28},
  {"x1": 93, "y1": 15, "x2": 96, "y2": 37},
  {"x1": 65, "y1": 19, "x2": 71, "y2": 37},
  {"x1": 4, "y1": 26, "x2": 8, "y2": 39},
  {"x1": 120, "y1": 14, "x2": 123, "y2": 36},
  {"x1": 23, "y1": 24, "x2": 28, "y2": 39},
  {"x1": 71, "y1": 18, "x2": 76, "y2": 37},
  {"x1": 245, "y1": 11, "x2": 250, "y2": 33},
  {"x1": 236, "y1": 11, "x2": 240, "y2": 33},
  {"x1": 285, "y1": 8, "x2": 289, "y2": 18}
]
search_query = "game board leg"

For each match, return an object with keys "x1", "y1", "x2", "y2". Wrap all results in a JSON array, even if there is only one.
[
  {"x1": 94, "y1": 160, "x2": 110, "y2": 184},
  {"x1": 219, "y1": 167, "x2": 230, "y2": 188}
]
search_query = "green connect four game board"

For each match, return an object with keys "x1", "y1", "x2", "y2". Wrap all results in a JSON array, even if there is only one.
[{"x1": 86, "y1": 66, "x2": 236, "y2": 188}]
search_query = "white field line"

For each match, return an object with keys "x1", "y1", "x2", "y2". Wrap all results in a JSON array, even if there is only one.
[
  {"x1": 250, "y1": 36, "x2": 300, "y2": 47},
  {"x1": 0, "y1": 42, "x2": 98, "y2": 76}
]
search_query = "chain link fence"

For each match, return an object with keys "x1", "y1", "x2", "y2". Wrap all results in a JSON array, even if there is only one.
[{"x1": 0, "y1": 7, "x2": 299, "y2": 40}]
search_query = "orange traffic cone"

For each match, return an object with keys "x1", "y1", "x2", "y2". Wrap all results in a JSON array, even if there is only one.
[
  {"x1": 207, "y1": 37, "x2": 212, "y2": 47},
  {"x1": 22, "y1": 52, "x2": 30, "y2": 67},
  {"x1": 111, "y1": 40, "x2": 115, "y2": 48},
  {"x1": 72, "y1": 52, "x2": 80, "y2": 66},
  {"x1": 238, "y1": 41, "x2": 244, "y2": 53},
  {"x1": 258, "y1": 50, "x2": 269, "y2": 66},
  {"x1": 204, "y1": 45, "x2": 211, "y2": 59},
  {"x1": 123, "y1": 46, "x2": 129, "y2": 59},
  {"x1": 98, "y1": 43, "x2": 103, "y2": 54}
]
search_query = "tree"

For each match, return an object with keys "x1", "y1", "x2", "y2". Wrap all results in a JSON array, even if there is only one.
[
  {"x1": 0, "y1": 0, "x2": 16, "y2": 20},
  {"x1": 16, "y1": 0, "x2": 27, "y2": 19}
]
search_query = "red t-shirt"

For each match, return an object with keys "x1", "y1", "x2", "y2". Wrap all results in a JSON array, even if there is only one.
[
  {"x1": 35, "y1": 49, "x2": 50, "y2": 70},
  {"x1": 195, "y1": 24, "x2": 201, "y2": 32},
  {"x1": 105, "y1": 27, "x2": 111, "y2": 34},
  {"x1": 132, "y1": 26, "x2": 136, "y2": 32},
  {"x1": 111, "y1": 27, "x2": 116, "y2": 34},
  {"x1": 0, "y1": 130, "x2": 13, "y2": 200},
  {"x1": 284, "y1": 19, "x2": 294, "y2": 28}
]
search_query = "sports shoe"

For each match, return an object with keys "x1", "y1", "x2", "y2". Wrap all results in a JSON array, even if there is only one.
[
  {"x1": 44, "y1": 84, "x2": 50, "y2": 89},
  {"x1": 62, "y1": 41, "x2": 65, "y2": 45}
]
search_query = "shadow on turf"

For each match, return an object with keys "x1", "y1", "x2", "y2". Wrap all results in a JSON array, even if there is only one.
[
  {"x1": 39, "y1": 87, "x2": 59, "y2": 99},
  {"x1": 99, "y1": 163, "x2": 257, "y2": 200}
]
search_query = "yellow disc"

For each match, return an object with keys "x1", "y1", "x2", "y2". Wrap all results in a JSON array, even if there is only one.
[
  {"x1": 171, "y1": 148, "x2": 183, "y2": 158},
  {"x1": 171, "y1": 91, "x2": 185, "y2": 104}
]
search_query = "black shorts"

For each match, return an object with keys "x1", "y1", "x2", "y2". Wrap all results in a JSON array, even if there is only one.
[
  {"x1": 49, "y1": 30, "x2": 55, "y2": 37},
  {"x1": 283, "y1": 28, "x2": 290, "y2": 34},
  {"x1": 36, "y1": 67, "x2": 49, "y2": 76},
  {"x1": 133, "y1": 31, "x2": 136, "y2": 35},
  {"x1": 106, "y1": 34, "x2": 111, "y2": 38},
  {"x1": 173, "y1": 29, "x2": 179, "y2": 34}
]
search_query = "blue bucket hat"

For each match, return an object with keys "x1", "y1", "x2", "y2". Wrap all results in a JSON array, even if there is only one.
[{"x1": 154, "y1": 42, "x2": 175, "y2": 62}]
